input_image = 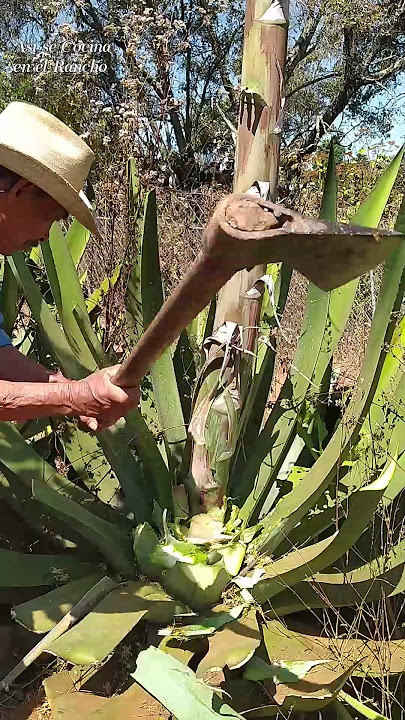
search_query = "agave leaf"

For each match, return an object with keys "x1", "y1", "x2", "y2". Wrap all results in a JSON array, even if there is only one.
[
  {"x1": 243, "y1": 655, "x2": 329, "y2": 683},
  {"x1": 222, "y1": 659, "x2": 354, "y2": 714},
  {"x1": 310, "y1": 141, "x2": 405, "y2": 388},
  {"x1": 252, "y1": 459, "x2": 395, "y2": 602},
  {"x1": 50, "y1": 681, "x2": 169, "y2": 720},
  {"x1": 47, "y1": 586, "x2": 149, "y2": 664},
  {"x1": 12, "y1": 574, "x2": 105, "y2": 632},
  {"x1": 0, "y1": 258, "x2": 19, "y2": 335},
  {"x1": 133, "y1": 522, "x2": 162, "y2": 578},
  {"x1": 233, "y1": 263, "x2": 289, "y2": 463},
  {"x1": 0, "y1": 426, "x2": 134, "y2": 575},
  {"x1": 343, "y1": 318, "x2": 405, "y2": 496},
  {"x1": 0, "y1": 419, "x2": 131, "y2": 533},
  {"x1": 139, "y1": 190, "x2": 187, "y2": 473},
  {"x1": 72, "y1": 304, "x2": 107, "y2": 367},
  {"x1": 262, "y1": 621, "x2": 405, "y2": 677},
  {"x1": 319, "y1": 143, "x2": 338, "y2": 222},
  {"x1": 41, "y1": 222, "x2": 98, "y2": 371},
  {"x1": 254, "y1": 226, "x2": 405, "y2": 555},
  {"x1": 173, "y1": 330, "x2": 197, "y2": 420},
  {"x1": 267, "y1": 560, "x2": 405, "y2": 617},
  {"x1": 60, "y1": 422, "x2": 120, "y2": 504},
  {"x1": 196, "y1": 608, "x2": 260, "y2": 677},
  {"x1": 334, "y1": 700, "x2": 356, "y2": 720},
  {"x1": 98, "y1": 421, "x2": 154, "y2": 523},
  {"x1": 86, "y1": 263, "x2": 121, "y2": 313},
  {"x1": 8, "y1": 253, "x2": 82, "y2": 379},
  {"x1": 0, "y1": 548, "x2": 94, "y2": 587},
  {"x1": 8, "y1": 251, "x2": 152, "y2": 521},
  {"x1": 44, "y1": 667, "x2": 114, "y2": 719},
  {"x1": 338, "y1": 691, "x2": 389, "y2": 720},
  {"x1": 133, "y1": 646, "x2": 244, "y2": 719},
  {"x1": 237, "y1": 146, "x2": 404, "y2": 521},
  {"x1": 217, "y1": 543, "x2": 246, "y2": 576},
  {"x1": 216, "y1": 679, "x2": 278, "y2": 717},
  {"x1": 187, "y1": 301, "x2": 215, "y2": 358},
  {"x1": 160, "y1": 635, "x2": 206, "y2": 666},
  {"x1": 47, "y1": 688, "x2": 106, "y2": 719},
  {"x1": 0, "y1": 471, "x2": 85, "y2": 551},
  {"x1": 65, "y1": 219, "x2": 91, "y2": 268},
  {"x1": 161, "y1": 561, "x2": 230, "y2": 612},
  {"x1": 127, "y1": 581, "x2": 191, "y2": 622},
  {"x1": 252, "y1": 533, "x2": 337, "y2": 602},
  {"x1": 158, "y1": 605, "x2": 244, "y2": 638},
  {"x1": 234, "y1": 146, "x2": 337, "y2": 513},
  {"x1": 90, "y1": 683, "x2": 168, "y2": 720},
  {"x1": 276, "y1": 328, "x2": 405, "y2": 558},
  {"x1": 124, "y1": 408, "x2": 174, "y2": 515}
]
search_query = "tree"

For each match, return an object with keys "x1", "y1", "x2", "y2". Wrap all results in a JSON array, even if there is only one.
[{"x1": 0, "y1": 0, "x2": 404, "y2": 187}]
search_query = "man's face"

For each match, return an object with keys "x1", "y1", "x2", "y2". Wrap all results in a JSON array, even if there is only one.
[{"x1": 0, "y1": 178, "x2": 69, "y2": 255}]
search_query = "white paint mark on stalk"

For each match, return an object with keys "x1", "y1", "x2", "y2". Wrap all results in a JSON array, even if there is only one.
[{"x1": 258, "y1": 0, "x2": 289, "y2": 25}]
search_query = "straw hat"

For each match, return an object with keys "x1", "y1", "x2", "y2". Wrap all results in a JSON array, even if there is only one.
[{"x1": 0, "y1": 101, "x2": 101, "y2": 237}]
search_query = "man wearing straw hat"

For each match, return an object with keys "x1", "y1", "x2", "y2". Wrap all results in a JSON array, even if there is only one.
[{"x1": 0, "y1": 101, "x2": 139, "y2": 432}]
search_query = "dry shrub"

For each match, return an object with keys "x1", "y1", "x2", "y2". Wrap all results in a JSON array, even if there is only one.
[{"x1": 156, "y1": 186, "x2": 224, "y2": 295}]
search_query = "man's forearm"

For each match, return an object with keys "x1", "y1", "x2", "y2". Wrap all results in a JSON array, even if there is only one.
[
  {"x1": 0, "y1": 346, "x2": 60, "y2": 383},
  {"x1": 0, "y1": 379, "x2": 80, "y2": 422}
]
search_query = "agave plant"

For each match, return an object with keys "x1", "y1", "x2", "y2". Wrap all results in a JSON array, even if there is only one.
[
  {"x1": 0, "y1": 142, "x2": 402, "y2": 718},
  {"x1": 0, "y1": 1, "x2": 405, "y2": 718}
]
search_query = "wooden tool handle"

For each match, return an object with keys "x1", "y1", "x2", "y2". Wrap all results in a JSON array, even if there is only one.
[{"x1": 113, "y1": 250, "x2": 234, "y2": 388}]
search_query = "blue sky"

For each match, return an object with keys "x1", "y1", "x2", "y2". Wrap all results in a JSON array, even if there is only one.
[{"x1": 336, "y1": 79, "x2": 405, "y2": 157}]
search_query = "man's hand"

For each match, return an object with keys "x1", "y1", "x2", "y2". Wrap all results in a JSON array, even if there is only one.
[
  {"x1": 70, "y1": 366, "x2": 140, "y2": 431},
  {"x1": 48, "y1": 372, "x2": 99, "y2": 432},
  {"x1": 0, "y1": 351, "x2": 140, "y2": 426}
]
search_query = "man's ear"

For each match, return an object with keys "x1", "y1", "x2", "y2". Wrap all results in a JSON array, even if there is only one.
[{"x1": 8, "y1": 178, "x2": 35, "y2": 198}]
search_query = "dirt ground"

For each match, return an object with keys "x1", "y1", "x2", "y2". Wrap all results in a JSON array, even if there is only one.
[{"x1": 0, "y1": 689, "x2": 51, "y2": 720}]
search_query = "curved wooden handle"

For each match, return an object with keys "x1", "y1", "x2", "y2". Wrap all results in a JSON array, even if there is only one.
[{"x1": 113, "y1": 251, "x2": 234, "y2": 388}]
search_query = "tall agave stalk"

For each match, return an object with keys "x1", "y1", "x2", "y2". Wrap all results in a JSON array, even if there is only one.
[{"x1": 188, "y1": 0, "x2": 290, "y2": 511}]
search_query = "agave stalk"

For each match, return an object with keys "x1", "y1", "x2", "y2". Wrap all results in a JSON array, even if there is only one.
[{"x1": 187, "y1": 0, "x2": 290, "y2": 510}]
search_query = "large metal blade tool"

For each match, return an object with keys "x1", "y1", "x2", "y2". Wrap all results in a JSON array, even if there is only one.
[{"x1": 113, "y1": 193, "x2": 402, "y2": 388}]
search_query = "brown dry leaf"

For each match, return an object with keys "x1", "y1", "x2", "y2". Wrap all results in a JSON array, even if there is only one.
[
  {"x1": 44, "y1": 669, "x2": 105, "y2": 719},
  {"x1": 86, "y1": 682, "x2": 170, "y2": 719},
  {"x1": 263, "y1": 620, "x2": 405, "y2": 676},
  {"x1": 270, "y1": 663, "x2": 354, "y2": 710},
  {"x1": 46, "y1": 688, "x2": 106, "y2": 718},
  {"x1": 159, "y1": 636, "x2": 208, "y2": 666},
  {"x1": 196, "y1": 609, "x2": 260, "y2": 677}
]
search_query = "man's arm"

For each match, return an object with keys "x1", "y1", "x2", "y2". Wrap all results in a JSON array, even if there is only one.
[
  {"x1": 0, "y1": 367, "x2": 139, "y2": 427},
  {"x1": 0, "y1": 345, "x2": 61, "y2": 383},
  {"x1": 0, "y1": 345, "x2": 100, "y2": 430}
]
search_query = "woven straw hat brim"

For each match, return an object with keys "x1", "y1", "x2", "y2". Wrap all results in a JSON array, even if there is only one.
[{"x1": 0, "y1": 144, "x2": 101, "y2": 238}]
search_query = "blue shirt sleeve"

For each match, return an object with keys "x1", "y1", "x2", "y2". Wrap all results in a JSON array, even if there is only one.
[{"x1": 0, "y1": 312, "x2": 12, "y2": 347}]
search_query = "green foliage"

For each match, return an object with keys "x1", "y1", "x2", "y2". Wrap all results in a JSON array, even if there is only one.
[{"x1": 0, "y1": 148, "x2": 404, "y2": 718}]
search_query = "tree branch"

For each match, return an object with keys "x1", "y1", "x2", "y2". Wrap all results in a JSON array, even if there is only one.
[
  {"x1": 286, "y1": 9, "x2": 322, "y2": 79},
  {"x1": 369, "y1": 55, "x2": 405, "y2": 83},
  {"x1": 286, "y1": 72, "x2": 341, "y2": 99}
]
